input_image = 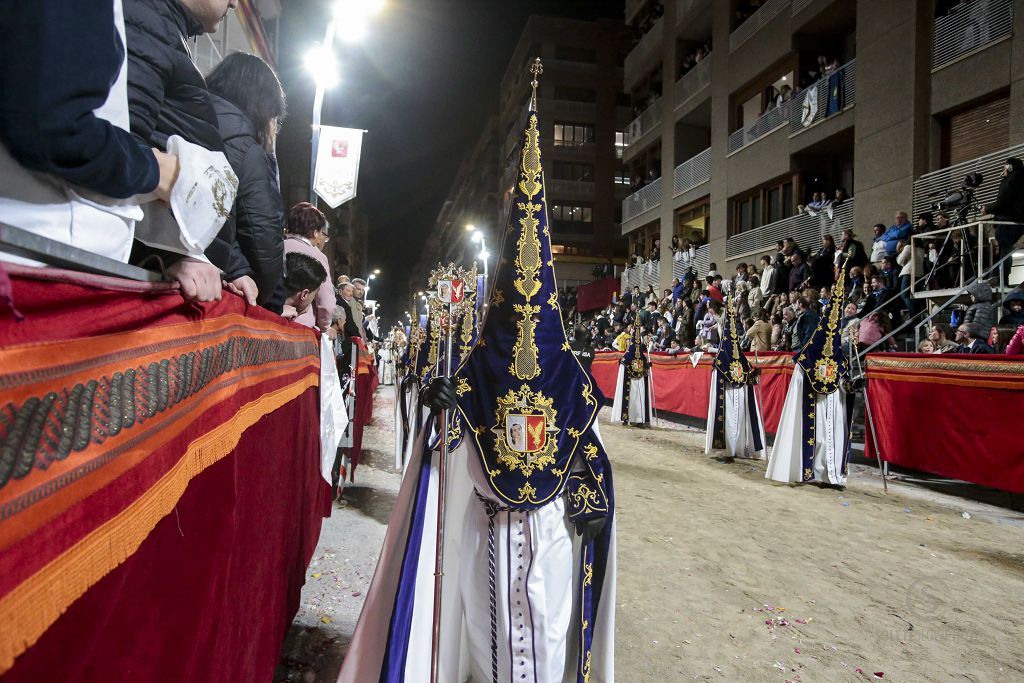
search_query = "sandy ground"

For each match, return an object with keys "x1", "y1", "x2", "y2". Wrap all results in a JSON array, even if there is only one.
[{"x1": 277, "y1": 388, "x2": 1024, "y2": 682}]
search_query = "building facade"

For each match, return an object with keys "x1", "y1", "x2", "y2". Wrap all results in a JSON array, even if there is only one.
[
  {"x1": 414, "y1": 15, "x2": 632, "y2": 293},
  {"x1": 620, "y1": 0, "x2": 1024, "y2": 291}
]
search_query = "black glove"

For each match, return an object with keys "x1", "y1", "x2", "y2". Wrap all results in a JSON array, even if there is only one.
[
  {"x1": 574, "y1": 516, "x2": 606, "y2": 544},
  {"x1": 423, "y1": 377, "x2": 457, "y2": 415}
]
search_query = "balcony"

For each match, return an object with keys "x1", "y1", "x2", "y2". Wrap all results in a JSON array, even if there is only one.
[
  {"x1": 791, "y1": 0, "x2": 817, "y2": 14},
  {"x1": 548, "y1": 179, "x2": 596, "y2": 198},
  {"x1": 625, "y1": 15, "x2": 664, "y2": 86},
  {"x1": 911, "y1": 142, "x2": 1024, "y2": 219},
  {"x1": 727, "y1": 98, "x2": 795, "y2": 155},
  {"x1": 789, "y1": 59, "x2": 856, "y2": 134},
  {"x1": 933, "y1": 0, "x2": 1014, "y2": 71},
  {"x1": 729, "y1": 0, "x2": 790, "y2": 52},
  {"x1": 624, "y1": 97, "x2": 663, "y2": 148},
  {"x1": 673, "y1": 148, "x2": 711, "y2": 197},
  {"x1": 621, "y1": 244, "x2": 711, "y2": 291},
  {"x1": 622, "y1": 176, "x2": 663, "y2": 222},
  {"x1": 674, "y1": 56, "x2": 711, "y2": 111},
  {"x1": 725, "y1": 199, "x2": 854, "y2": 260}
]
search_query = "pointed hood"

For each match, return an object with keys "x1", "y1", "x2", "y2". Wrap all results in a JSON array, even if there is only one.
[
  {"x1": 453, "y1": 71, "x2": 600, "y2": 509},
  {"x1": 795, "y1": 262, "x2": 850, "y2": 394},
  {"x1": 714, "y1": 295, "x2": 754, "y2": 385},
  {"x1": 620, "y1": 321, "x2": 650, "y2": 379}
]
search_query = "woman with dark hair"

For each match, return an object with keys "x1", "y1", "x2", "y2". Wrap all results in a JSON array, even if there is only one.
[
  {"x1": 207, "y1": 52, "x2": 288, "y2": 307},
  {"x1": 809, "y1": 234, "x2": 837, "y2": 289},
  {"x1": 283, "y1": 202, "x2": 335, "y2": 334}
]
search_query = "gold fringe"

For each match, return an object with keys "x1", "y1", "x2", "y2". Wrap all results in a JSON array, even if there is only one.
[{"x1": 0, "y1": 374, "x2": 318, "y2": 674}]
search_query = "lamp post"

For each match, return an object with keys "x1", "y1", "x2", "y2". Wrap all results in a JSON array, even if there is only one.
[
  {"x1": 306, "y1": 0, "x2": 385, "y2": 206},
  {"x1": 469, "y1": 228, "x2": 488, "y2": 310}
]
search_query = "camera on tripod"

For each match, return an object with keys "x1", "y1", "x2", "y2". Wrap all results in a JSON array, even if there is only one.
[{"x1": 932, "y1": 172, "x2": 984, "y2": 212}]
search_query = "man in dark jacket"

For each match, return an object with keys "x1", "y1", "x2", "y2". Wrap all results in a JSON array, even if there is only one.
[
  {"x1": 985, "y1": 158, "x2": 1024, "y2": 258},
  {"x1": 124, "y1": 0, "x2": 254, "y2": 298},
  {"x1": 787, "y1": 251, "x2": 812, "y2": 292},
  {"x1": 1000, "y1": 290, "x2": 1024, "y2": 327},
  {"x1": 953, "y1": 324, "x2": 995, "y2": 354},
  {"x1": 792, "y1": 297, "x2": 819, "y2": 350}
]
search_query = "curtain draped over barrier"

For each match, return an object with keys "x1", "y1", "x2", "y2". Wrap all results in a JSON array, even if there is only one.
[
  {"x1": 865, "y1": 353, "x2": 1024, "y2": 493},
  {"x1": 589, "y1": 351, "x2": 794, "y2": 434},
  {"x1": 0, "y1": 265, "x2": 330, "y2": 681},
  {"x1": 575, "y1": 277, "x2": 620, "y2": 312}
]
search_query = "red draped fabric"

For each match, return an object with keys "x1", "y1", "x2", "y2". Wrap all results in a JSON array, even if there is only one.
[
  {"x1": 0, "y1": 265, "x2": 329, "y2": 680},
  {"x1": 865, "y1": 353, "x2": 1024, "y2": 493},
  {"x1": 575, "y1": 277, "x2": 620, "y2": 312},
  {"x1": 590, "y1": 351, "x2": 794, "y2": 433}
]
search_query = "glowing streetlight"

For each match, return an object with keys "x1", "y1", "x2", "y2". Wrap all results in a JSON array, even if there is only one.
[
  {"x1": 334, "y1": 0, "x2": 386, "y2": 43},
  {"x1": 373, "y1": 268, "x2": 381, "y2": 275},
  {"x1": 465, "y1": 223, "x2": 475, "y2": 232},
  {"x1": 305, "y1": 46, "x2": 340, "y2": 89}
]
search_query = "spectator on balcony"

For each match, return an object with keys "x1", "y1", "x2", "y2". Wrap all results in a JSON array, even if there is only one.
[
  {"x1": 650, "y1": 237, "x2": 661, "y2": 261},
  {"x1": 1000, "y1": 290, "x2": 1024, "y2": 326},
  {"x1": 801, "y1": 192, "x2": 825, "y2": 215},
  {"x1": 982, "y1": 157, "x2": 1024, "y2": 280},
  {"x1": 953, "y1": 324, "x2": 995, "y2": 354},
  {"x1": 963, "y1": 281, "x2": 996, "y2": 339},
  {"x1": 869, "y1": 223, "x2": 888, "y2": 263},
  {"x1": 206, "y1": 53, "x2": 287, "y2": 309},
  {"x1": 787, "y1": 251, "x2": 812, "y2": 292},
  {"x1": 810, "y1": 234, "x2": 837, "y2": 288},
  {"x1": 831, "y1": 188, "x2": 849, "y2": 207},
  {"x1": 876, "y1": 211, "x2": 913, "y2": 257}
]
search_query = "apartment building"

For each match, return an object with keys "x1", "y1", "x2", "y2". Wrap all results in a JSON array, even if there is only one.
[
  {"x1": 414, "y1": 15, "x2": 632, "y2": 291},
  {"x1": 620, "y1": 0, "x2": 1023, "y2": 291}
]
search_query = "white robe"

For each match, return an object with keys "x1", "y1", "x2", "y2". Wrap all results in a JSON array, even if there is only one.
[
  {"x1": 339, "y1": 433, "x2": 616, "y2": 682},
  {"x1": 704, "y1": 370, "x2": 766, "y2": 460},
  {"x1": 611, "y1": 365, "x2": 652, "y2": 425},
  {"x1": 765, "y1": 367, "x2": 849, "y2": 485}
]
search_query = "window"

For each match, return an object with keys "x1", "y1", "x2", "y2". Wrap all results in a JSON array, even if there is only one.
[
  {"x1": 615, "y1": 130, "x2": 625, "y2": 159},
  {"x1": 551, "y1": 203, "x2": 594, "y2": 235},
  {"x1": 552, "y1": 162, "x2": 593, "y2": 181},
  {"x1": 554, "y1": 123, "x2": 595, "y2": 147},
  {"x1": 552, "y1": 244, "x2": 593, "y2": 256},
  {"x1": 730, "y1": 179, "x2": 794, "y2": 236},
  {"x1": 554, "y1": 86, "x2": 596, "y2": 103},
  {"x1": 554, "y1": 46, "x2": 596, "y2": 63}
]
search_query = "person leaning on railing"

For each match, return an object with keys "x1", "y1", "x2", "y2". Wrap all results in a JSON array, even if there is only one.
[{"x1": 981, "y1": 157, "x2": 1024, "y2": 283}]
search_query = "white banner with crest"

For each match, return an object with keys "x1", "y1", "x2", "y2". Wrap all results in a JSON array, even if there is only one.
[{"x1": 313, "y1": 126, "x2": 364, "y2": 208}]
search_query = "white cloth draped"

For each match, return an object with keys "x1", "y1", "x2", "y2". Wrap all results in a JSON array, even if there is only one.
[
  {"x1": 765, "y1": 367, "x2": 848, "y2": 485},
  {"x1": 611, "y1": 366, "x2": 651, "y2": 425},
  {"x1": 340, "y1": 435, "x2": 616, "y2": 682}
]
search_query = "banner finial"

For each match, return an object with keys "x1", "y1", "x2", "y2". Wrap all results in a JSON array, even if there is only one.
[{"x1": 529, "y1": 58, "x2": 543, "y2": 110}]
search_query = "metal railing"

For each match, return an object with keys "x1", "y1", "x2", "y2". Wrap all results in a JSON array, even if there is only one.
[
  {"x1": 620, "y1": 244, "x2": 711, "y2": 293},
  {"x1": 727, "y1": 97, "x2": 795, "y2": 154},
  {"x1": 672, "y1": 243, "x2": 710, "y2": 279},
  {"x1": 625, "y1": 15, "x2": 665, "y2": 80},
  {"x1": 790, "y1": 59, "x2": 856, "y2": 134},
  {"x1": 548, "y1": 179, "x2": 596, "y2": 197},
  {"x1": 912, "y1": 142, "x2": 1024, "y2": 219},
  {"x1": 791, "y1": 0, "x2": 818, "y2": 14},
  {"x1": 729, "y1": 0, "x2": 790, "y2": 52},
  {"x1": 910, "y1": 220, "x2": 1023, "y2": 297},
  {"x1": 624, "y1": 97, "x2": 663, "y2": 148},
  {"x1": 675, "y1": 56, "x2": 712, "y2": 110},
  {"x1": 621, "y1": 258, "x2": 661, "y2": 292},
  {"x1": 622, "y1": 176, "x2": 663, "y2": 222},
  {"x1": 673, "y1": 148, "x2": 711, "y2": 197},
  {"x1": 933, "y1": 0, "x2": 1014, "y2": 70},
  {"x1": 725, "y1": 199, "x2": 854, "y2": 260}
]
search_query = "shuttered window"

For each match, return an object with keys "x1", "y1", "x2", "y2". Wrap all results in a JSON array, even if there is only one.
[{"x1": 947, "y1": 95, "x2": 1009, "y2": 166}]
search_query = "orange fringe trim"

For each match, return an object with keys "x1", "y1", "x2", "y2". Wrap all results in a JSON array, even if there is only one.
[{"x1": 0, "y1": 374, "x2": 318, "y2": 674}]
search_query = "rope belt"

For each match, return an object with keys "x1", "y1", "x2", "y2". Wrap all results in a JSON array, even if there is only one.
[{"x1": 475, "y1": 491, "x2": 515, "y2": 683}]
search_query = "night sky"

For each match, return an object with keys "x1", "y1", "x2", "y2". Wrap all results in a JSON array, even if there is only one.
[{"x1": 276, "y1": 0, "x2": 622, "y2": 324}]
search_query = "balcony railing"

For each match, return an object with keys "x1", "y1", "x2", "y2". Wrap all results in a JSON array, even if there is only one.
[
  {"x1": 624, "y1": 97, "x2": 663, "y2": 147},
  {"x1": 675, "y1": 56, "x2": 712, "y2": 110},
  {"x1": 912, "y1": 142, "x2": 1024, "y2": 218},
  {"x1": 725, "y1": 199, "x2": 854, "y2": 260},
  {"x1": 933, "y1": 0, "x2": 1014, "y2": 70},
  {"x1": 625, "y1": 15, "x2": 664, "y2": 80},
  {"x1": 727, "y1": 97, "x2": 795, "y2": 154},
  {"x1": 673, "y1": 148, "x2": 711, "y2": 197},
  {"x1": 622, "y1": 176, "x2": 663, "y2": 222},
  {"x1": 548, "y1": 179, "x2": 596, "y2": 197},
  {"x1": 620, "y1": 244, "x2": 711, "y2": 292},
  {"x1": 729, "y1": 0, "x2": 790, "y2": 52},
  {"x1": 789, "y1": 59, "x2": 856, "y2": 134},
  {"x1": 791, "y1": 0, "x2": 816, "y2": 14}
]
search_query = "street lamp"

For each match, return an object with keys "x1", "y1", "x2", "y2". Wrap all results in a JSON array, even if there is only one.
[{"x1": 306, "y1": 0, "x2": 385, "y2": 205}]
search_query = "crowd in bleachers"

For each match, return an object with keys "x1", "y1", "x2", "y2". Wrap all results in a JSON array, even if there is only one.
[{"x1": 569, "y1": 198, "x2": 1024, "y2": 357}]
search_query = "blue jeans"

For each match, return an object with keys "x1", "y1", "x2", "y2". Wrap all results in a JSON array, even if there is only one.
[{"x1": 899, "y1": 274, "x2": 918, "y2": 316}]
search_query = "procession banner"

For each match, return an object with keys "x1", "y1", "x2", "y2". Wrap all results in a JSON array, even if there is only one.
[{"x1": 314, "y1": 126, "x2": 364, "y2": 208}]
